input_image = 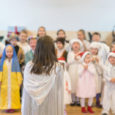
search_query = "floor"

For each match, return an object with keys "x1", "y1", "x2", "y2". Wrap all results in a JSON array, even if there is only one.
[{"x1": 0, "y1": 105, "x2": 107, "y2": 115}]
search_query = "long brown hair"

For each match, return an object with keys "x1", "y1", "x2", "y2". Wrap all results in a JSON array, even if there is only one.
[{"x1": 31, "y1": 36, "x2": 57, "y2": 75}]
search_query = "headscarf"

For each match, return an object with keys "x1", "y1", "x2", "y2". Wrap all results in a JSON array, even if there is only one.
[{"x1": 0, "y1": 44, "x2": 20, "y2": 72}]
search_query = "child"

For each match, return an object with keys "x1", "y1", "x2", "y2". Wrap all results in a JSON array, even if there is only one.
[
  {"x1": 67, "y1": 38, "x2": 83, "y2": 106},
  {"x1": 37, "y1": 26, "x2": 46, "y2": 38},
  {"x1": 9, "y1": 33, "x2": 25, "y2": 68},
  {"x1": 77, "y1": 29, "x2": 90, "y2": 51},
  {"x1": 17, "y1": 30, "x2": 31, "y2": 55},
  {"x1": 25, "y1": 36, "x2": 37, "y2": 64},
  {"x1": 56, "y1": 29, "x2": 69, "y2": 51},
  {"x1": 90, "y1": 42, "x2": 103, "y2": 108},
  {"x1": 77, "y1": 51, "x2": 97, "y2": 113},
  {"x1": 58, "y1": 57, "x2": 71, "y2": 115},
  {"x1": 0, "y1": 45, "x2": 23, "y2": 113},
  {"x1": 102, "y1": 52, "x2": 115, "y2": 115},
  {"x1": 55, "y1": 38, "x2": 68, "y2": 61},
  {"x1": 111, "y1": 42, "x2": 115, "y2": 52},
  {"x1": 92, "y1": 32, "x2": 110, "y2": 64}
]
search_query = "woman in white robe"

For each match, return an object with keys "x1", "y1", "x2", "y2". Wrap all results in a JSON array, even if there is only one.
[{"x1": 22, "y1": 36, "x2": 64, "y2": 115}]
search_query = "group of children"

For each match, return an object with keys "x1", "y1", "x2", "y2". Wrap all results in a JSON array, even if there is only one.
[
  {"x1": 0, "y1": 27, "x2": 115, "y2": 115},
  {"x1": 55, "y1": 29, "x2": 115, "y2": 115}
]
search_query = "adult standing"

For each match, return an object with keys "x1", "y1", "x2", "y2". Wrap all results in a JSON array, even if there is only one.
[{"x1": 22, "y1": 36, "x2": 64, "y2": 115}]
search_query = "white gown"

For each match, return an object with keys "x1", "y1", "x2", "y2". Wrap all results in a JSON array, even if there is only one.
[
  {"x1": 67, "y1": 51, "x2": 80, "y2": 94},
  {"x1": 102, "y1": 63, "x2": 115, "y2": 114},
  {"x1": 22, "y1": 62, "x2": 64, "y2": 115}
]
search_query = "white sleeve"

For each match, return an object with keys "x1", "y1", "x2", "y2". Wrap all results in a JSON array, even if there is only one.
[
  {"x1": 104, "y1": 67, "x2": 111, "y2": 81},
  {"x1": 77, "y1": 64, "x2": 84, "y2": 76},
  {"x1": 67, "y1": 52, "x2": 78, "y2": 65},
  {"x1": 87, "y1": 64, "x2": 97, "y2": 75}
]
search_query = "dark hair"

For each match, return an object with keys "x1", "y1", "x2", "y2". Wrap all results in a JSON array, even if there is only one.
[
  {"x1": 31, "y1": 36, "x2": 57, "y2": 75},
  {"x1": 56, "y1": 37, "x2": 65, "y2": 45},
  {"x1": 92, "y1": 32, "x2": 101, "y2": 37},
  {"x1": 57, "y1": 29, "x2": 66, "y2": 36}
]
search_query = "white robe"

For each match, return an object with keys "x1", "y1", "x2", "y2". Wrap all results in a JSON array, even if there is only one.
[
  {"x1": 98, "y1": 42, "x2": 110, "y2": 64},
  {"x1": 22, "y1": 62, "x2": 64, "y2": 115},
  {"x1": 81, "y1": 40, "x2": 90, "y2": 51},
  {"x1": 17, "y1": 42, "x2": 31, "y2": 55},
  {"x1": 102, "y1": 63, "x2": 115, "y2": 114},
  {"x1": 0, "y1": 42, "x2": 5, "y2": 54},
  {"x1": 67, "y1": 51, "x2": 80, "y2": 93},
  {"x1": 92, "y1": 55, "x2": 103, "y2": 93},
  {"x1": 64, "y1": 69, "x2": 72, "y2": 105}
]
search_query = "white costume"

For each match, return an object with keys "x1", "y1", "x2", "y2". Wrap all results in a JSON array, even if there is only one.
[
  {"x1": 0, "y1": 42, "x2": 5, "y2": 54},
  {"x1": 67, "y1": 39, "x2": 83, "y2": 103},
  {"x1": 67, "y1": 39, "x2": 83, "y2": 94},
  {"x1": 81, "y1": 40, "x2": 90, "y2": 51},
  {"x1": 58, "y1": 58, "x2": 72, "y2": 105},
  {"x1": 90, "y1": 42, "x2": 104, "y2": 93},
  {"x1": 102, "y1": 52, "x2": 115, "y2": 114},
  {"x1": 98, "y1": 42, "x2": 110, "y2": 64},
  {"x1": 22, "y1": 62, "x2": 64, "y2": 115},
  {"x1": 17, "y1": 42, "x2": 31, "y2": 55}
]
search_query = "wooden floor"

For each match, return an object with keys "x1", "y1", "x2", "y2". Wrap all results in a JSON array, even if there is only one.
[{"x1": 0, "y1": 105, "x2": 107, "y2": 115}]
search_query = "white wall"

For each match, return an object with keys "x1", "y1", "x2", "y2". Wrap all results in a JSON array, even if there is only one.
[{"x1": 0, "y1": 0, "x2": 115, "y2": 31}]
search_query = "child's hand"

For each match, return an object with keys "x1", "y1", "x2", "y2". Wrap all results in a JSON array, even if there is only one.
[
  {"x1": 110, "y1": 78, "x2": 115, "y2": 83},
  {"x1": 84, "y1": 65, "x2": 88, "y2": 70},
  {"x1": 0, "y1": 82, "x2": 2, "y2": 86},
  {"x1": 75, "y1": 55, "x2": 80, "y2": 60},
  {"x1": 95, "y1": 57, "x2": 99, "y2": 63}
]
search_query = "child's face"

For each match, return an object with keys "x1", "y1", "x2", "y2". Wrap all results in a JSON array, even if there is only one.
[
  {"x1": 6, "y1": 46, "x2": 13, "y2": 59},
  {"x1": 57, "y1": 31, "x2": 65, "y2": 38},
  {"x1": 29, "y1": 39, "x2": 37, "y2": 51},
  {"x1": 90, "y1": 48, "x2": 98, "y2": 55},
  {"x1": 38, "y1": 28, "x2": 46, "y2": 37},
  {"x1": 92, "y1": 35, "x2": 100, "y2": 42},
  {"x1": 111, "y1": 44, "x2": 115, "y2": 52},
  {"x1": 109, "y1": 56, "x2": 115, "y2": 65},
  {"x1": 77, "y1": 31, "x2": 85, "y2": 41},
  {"x1": 72, "y1": 42, "x2": 80, "y2": 52},
  {"x1": 84, "y1": 54, "x2": 91, "y2": 64},
  {"x1": 19, "y1": 32, "x2": 28, "y2": 43},
  {"x1": 56, "y1": 41, "x2": 64, "y2": 49},
  {"x1": 10, "y1": 39, "x2": 17, "y2": 46}
]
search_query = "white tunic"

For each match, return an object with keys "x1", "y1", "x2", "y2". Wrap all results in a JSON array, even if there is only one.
[
  {"x1": 98, "y1": 42, "x2": 110, "y2": 64},
  {"x1": 17, "y1": 42, "x2": 31, "y2": 55},
  {"x1": 22, "y1": 62, "x2": 64, "y2": 115},
  {"x1": 64, "y1": 69, "x2": 72, "y2": 105},
  {"x1": 102, "y1": 63, "x2": 115, "y2": 114},
  {"x1": 0, "y1": 42, "x2": 5, "y2": 54},
  {"x1": 92, "y1": 55, "x2": 103, "y2": 93},
  {"x1": 67, "y1": 51, "x2": 80, "y2": 93}
]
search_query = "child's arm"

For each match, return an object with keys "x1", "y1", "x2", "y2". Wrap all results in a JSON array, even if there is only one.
[
  {"x1": 104, "y1": 67, "x2": 113, "y2": 82},
  {"x1": 87, "y1": 64, "x2": 97, "y2": 75},
  {"x1": 77, "y1": 64, "x2": 85, "y2": 76},
  {"x1": 67, "y1": 52, "x2": 78, "y2": 65}
]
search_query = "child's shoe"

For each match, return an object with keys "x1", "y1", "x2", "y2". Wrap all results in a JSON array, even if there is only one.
[
  {"x1": 81, "y1": 107, "x2": 87, "y2": 113},
  {"x1": 87, "y1": 106, "x2": 94, "y2": 113}
]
